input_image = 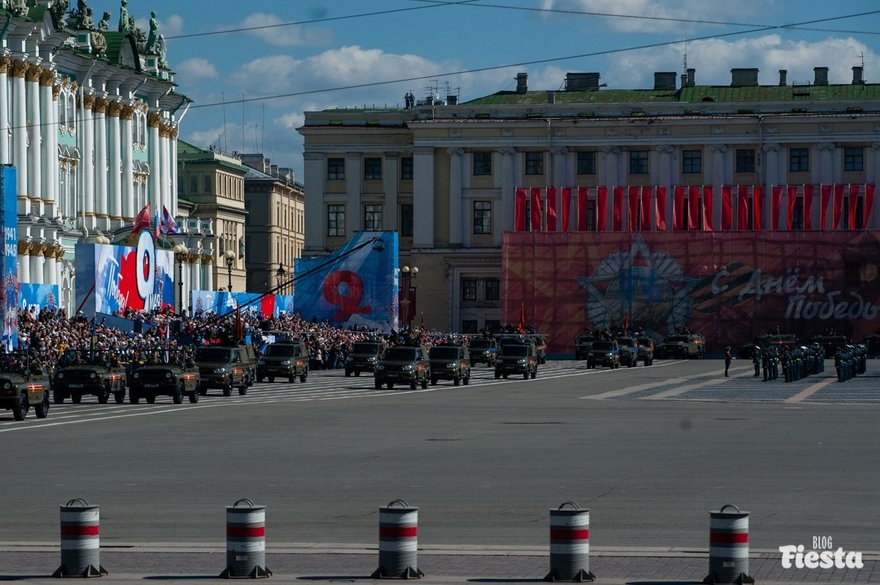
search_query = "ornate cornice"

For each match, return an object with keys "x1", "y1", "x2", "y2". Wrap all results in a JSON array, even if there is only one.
[
  {"x1": 107, "y1": 100, "x2": 123, "y2": 117},
  {"x1": 147, "y1": 112, "x2": 162, "y2": 128},
  {"x1": 0, "y1": 56, "x2": 11, "y2": 75},
  {"x1": 25, "y1": 64, "x2": 42, "y2": 83},
  {"x1": 82, "y1": 93, "x2": 96, "y2": 110},
  {"x1": 39, "y1": 69, "x2": 56, "y2": 87},
  {"x1": 10, "y1": 59, "x2": 29, "y2": 78},
  {"x1": 93, "y1": 97, "x2": 108, "y2": 114},
  {"x1": 120, "y1": 104, "x2": 135, "y2": 120}
]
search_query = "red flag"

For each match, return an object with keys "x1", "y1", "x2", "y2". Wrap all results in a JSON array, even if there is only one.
[
  {"x1": 702, "y1": 185, "x2": 713, "y2": 231},
  {"x1": 628, "y1": 186, "x2": 640, "y2": 231},
  {"x1": 721, "y1": 186, "x2": 733, "y2": 230},
  {"x1": 673, "y1": 186, "x2": 685, "y2": 230},
  {"x1": 597, "y1": 187, "x2": 608, "y2": 231},
  {"x1": 612, "y1": 187, "x2": 624, "y2": 231},
  {"x1": 546, "y1": 187, "x2": 558, "y2": 232},
  {"x1": 865, "y1": 184, "x2": 876, "y2": 229},
  {"x1": 787, "y1": 185, "x2": 799, "y2": 230},
  {"x1": 517, "y1": 302, "x2": 525, "y2": 333},
  {"x1": 655, "y1": 187, "x2": 667, "y2": 231},
  {"x1": 754, "y1": 186, "x2": 763, "y2": 231},
  {"x1": 687, "y1": 186, "x2": 700, "y2": 230},
  {"x1": 530, "y1": 187, "x2": 542, "y2": 232},
  {"x1": 514, "y1": 188, "x2": 527, "y2": 231},
  {"x1": 804, "y1": 184, "x2": 814, "y2": 230},
  {"x1": 833, "y1": 184, "x2": 845, "y2": 229},
  {"x1": 576, "y1": 187, "x2": 588, "y2": 231},
  {"x1": 641, "y1": 186, "x2": 652, "y2": 231},
  {"x1": 737, "y1": 186, "x2": 750, "y2": 230},
  {"x1": 849, "y1": 183, "x2": 861, "y2": 230},
  {"x1": 771, "y1": 186, "x2": 783, "y2": 230},
  {"x1": 131, "y1": 203, "x2": 151, "y2": 233},
  {"x1": 561, "y1": 187, "x2": 572, "y2": 232},
  {"x1": 820, "y1": 184, "x2": 832, "y2": 230}
]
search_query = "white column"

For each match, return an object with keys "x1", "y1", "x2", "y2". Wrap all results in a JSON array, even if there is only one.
[
  {"x1": 161, "y1": 123, "x2": 172, "y2": 215},
  {"x1": 94, "y1": 97, "x2": 108, "y2": 229},
  {"x1": 44, "y1": 253, "x2": 57, "y2": 286},
  {"x1": 108, "y1": 100, "x2": 122, "y2": 225},
  {"x1": 30, "y1": 250, "x2": 43, "y2": 285},
  {"x1": 303, "y1": 152, "x2": 325, "y2": 252},
  {"x1": 0, "y1": 58, "x2": 10, "y2": 165},
  {"x1": 12, "y1": 60, "x2": 29, "y2": 207},
  {"x1": 170, "y1": 126, "x2": 179, "y2": 214},
  {"x1": 204, "y1": 258, "x2": 214, "y2": 292},
  {"x1": 344, "y1": 152, "x2": 362, "y2": 237},
  {"x1": 383, "y1": 153, "x2": 399, "y2": 231},
  {"x1": 148, "y1": 112, "x2": 161, "y2": 212},
  {"x1": 18, "y1": 247, "x2": 30, "y2": 284},
  {"x1": 448, "y1": 147, "x2": 463, "y2": 246},
  {"x1": 121, "y1": 106, "x2": 134, "y2": 219},
  {"x1": 412, "y1": 147, "x2": 435, "y2": 248},
  {"x1": 498, "y1": 148, "x2": 514, "y2": 247},
  {"x1": 81, "y1": 93, "x2": 95, "y2": 229},
  {"x1": 43, "y1": 73, "x2": 59, "y2": 219},
  {"x1": 27, "y1": 65, "x2": 42, "y2": 216},
  {"x1": 815, "y1": 142, "x2": 834, "y2": 185}
]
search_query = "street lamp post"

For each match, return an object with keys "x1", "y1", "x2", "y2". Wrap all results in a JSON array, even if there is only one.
[
  {"x1": 400, "y1": 265, "x2": 419, "y2": 328},
  {"x1": 224, "y1": 249, "x2": 236, "y2": 292},
  {"x1": 276, "y1": 263, "x2": 286, "y2": 294},
  {"x1": 173, "y1": 244, "x2": 187, "y2": 315}
]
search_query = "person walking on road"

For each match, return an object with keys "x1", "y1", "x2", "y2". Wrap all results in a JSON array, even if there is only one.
[{"x1": 724, "y1": 346, "x2": 732, "y2": 377}]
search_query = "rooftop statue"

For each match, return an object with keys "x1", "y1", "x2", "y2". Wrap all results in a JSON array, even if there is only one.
[
  {"x1": 146, "y1": 10, "x2": 160, "y2": 54},
  {"x1": 98, "y1": 10, "x2": 111, "y2": 32},
  {"x1": 118, "y1": 0, "x2": 129, "y2": 33}
]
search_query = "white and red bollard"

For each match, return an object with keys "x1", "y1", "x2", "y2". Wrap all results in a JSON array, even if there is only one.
[
  {"x1": 220, "y1": 498, "x2": 271, "y2": 578},
  {"x1": 53, "y1": 498, "x2": 107, "y2": 578},
  {"x1": 545, "y1": 502, "x2": 594, "y2": 582},
  {"x1": 372, "y1": 499, "x2": 423, "y2": 579},
  {"x1": 704, "y1": 504, "x2": 754, "y2": 584}
]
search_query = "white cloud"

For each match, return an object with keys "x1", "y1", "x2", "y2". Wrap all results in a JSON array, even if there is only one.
[
  {"x1": 175, "y1": 58, "x2": 218, "y2": 81},
  {"x1": 242, "y1": 12, "x2": 332, "y2": 48},
  {"x1": 134, "y1": 14, "x2": 184, "y2": 37}
]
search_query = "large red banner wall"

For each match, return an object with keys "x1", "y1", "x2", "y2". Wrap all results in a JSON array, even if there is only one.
[{"x1": 502, "y1": 231, "x2": 880, "y2": 354}]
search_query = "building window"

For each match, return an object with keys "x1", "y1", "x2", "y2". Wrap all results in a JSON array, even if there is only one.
[
  {"x1": 485, "y1": 278, "x2": 500, "y2": 301},
  {"x1": 629, "y1": 150, "x2": 649, "y2": 175},
  {"x1": 525, "y1": 152, "x2": 544, "y2": 176},
  {"x1": 400, "y1": 203, "x2": 413, "y2": 237},
  {"x1": 189, "y1": 175, "x2": 197, "y2": 194},
  {"x1": 400, "y1": 157, "x2": 413, "y2": 180},
  {"x1": 682, "y1": 150, "x2": 702, "y2": 174},
  {"x1": 364, "y1": 204, "x2": 383, "y2": 231},
  {"x1": 844, "y1": 147, "x2": 864, "y2": 172},
  {"x1": 735, "y1": 149, "x2": 756, "y2": 173},
  {"x1": 327, "y1": 204, "x2": 345, "y2": 237},
  {"x1": 204, "y1": 175, "x2": 212, "y2": 192},
  {"x1": 577, "y1": 151, "x2": 596, "y2": 175},
  {"x1": 327, "y1": 158, "x2": 345, "y2": 180},
  {"x1": 364, "y1": 157, "x2": 382, "y2": 180},
  {"x1": 473, "y1": 201, "x2": 492, "y2": 234},
  {"x1": 462, "y1": 279, "x2": 477, "y2": 301},
  {"x1": 473, "y1": 152, "x2": 492, "y2": 176},
  {"x1": 789, "y1": 148, "x2": 809, "y2": 173}
]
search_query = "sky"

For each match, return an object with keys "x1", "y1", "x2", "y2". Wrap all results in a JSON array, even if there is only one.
[{"x1": 82, "y1": 0, "x2": 880, "y2": 181}]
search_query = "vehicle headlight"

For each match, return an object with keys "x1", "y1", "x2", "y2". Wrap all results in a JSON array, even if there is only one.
[
  {"x1": 345, "y1": 356, "x2": 354, "y2": 362},
  {"x1": 447, "y1": 362, "x2": 457, "y2": 368},
  {"x1": 281, "y1": 360, "x2": 291, "y2": 366},
  {"x1": 164, "y1": 371, "x2": 173, "y2": 379},
  {"x1": 367, "y1": 356, "x2": 377, "y2": 362},
  {"x1": 58, "y1": 372, "x2": 65, "y2": 379},
  {"x1": 606, "y1": 353, "x2": 613, "y2": 357},
  {"x1": 517, "y1": 359, "x2": 527, "y2": 364},
  {"x1": 376, "y1": 364, "x2": 385, "y2": 370},
  {"x1": 3, "y1": 382, "x2": 10, "y2": 390},
  {"x1": 89, "y1": 372, "x2": 97, "y2": 379},
  {"x1": 132, "y1": 372, "x2": 140, "y2": 380},
  {"x1": 213, "y1": 368, "x2": 226, "y2": 374},
  {"x1": 258, "y1": 360, "x2": 266, "y2": 366},
  {"x1": 402, "y1": 364, "x2": 413, "y2": 370}
]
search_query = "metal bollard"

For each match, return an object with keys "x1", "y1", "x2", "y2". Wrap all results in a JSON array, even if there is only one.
[
  {"x1": 371, "y1": 499, "x2": 423, "y2": 579},
  {"x1": 220, "y1": 498, "x2": 271, "y2": 578},
  {"x1": 703, "y1": 504, "x2": 754, "y2": 585},
  {"x1": 52, "y1": 498, "x2": 107, "y2": 578},
  {"x1": 545, "y1": 502, "x2": 594, "y2": 582}
]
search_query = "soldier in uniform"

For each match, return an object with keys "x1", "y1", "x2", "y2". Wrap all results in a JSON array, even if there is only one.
[{"x1": 753, "y1": 346, "x2": 761, "y2": 377}]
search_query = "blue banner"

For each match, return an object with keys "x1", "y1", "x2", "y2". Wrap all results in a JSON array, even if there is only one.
[
  {"x1": 1, "y1": 165, "x2": 18, "y2": 350},
  {"x1": 19, "y1": 283, "x2": 59, "y2": 313},
  {"x1": 293, "y1": 231, "x2": 398, "y2": 332},
  {"x1": 190, "y1": 291, "x2": 295, "y2": 318}
]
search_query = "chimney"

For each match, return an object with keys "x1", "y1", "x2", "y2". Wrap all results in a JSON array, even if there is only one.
[
  {"x1": 730, "y1": 68, "x2": 759, "y2": 87},
  {"x1": 853, "y1": 66, "x2": 865, "y2": 85},
  {"x1": 686, "y1": 68, "x2": 695, "y2": 87},
  {"x1": 813, "y1": 67, "x2": 828, "y2": 86},
  {"x1": 653, "y1": 72, "x2": 677, "y2": 90},
  {"x1": 779, "y1": 69, "x2": 787, "y2": 86},
  {"x1": 565, "y1": 72, "x2": 601, "y2": 92},
  {"x1": 681, "y1": 74, "x2": 688, "y2": 88},
  {"x1": 515, "y1": 72, "x2": 528, "y2": 93}
]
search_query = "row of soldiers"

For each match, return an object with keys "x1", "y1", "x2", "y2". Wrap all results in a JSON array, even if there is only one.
[
  {"x1": 835, "y1": 344, "x2": 867, "y2": 382},
  {"x1": 754, "y1": 344, "x2": 825, "y2": 382}
]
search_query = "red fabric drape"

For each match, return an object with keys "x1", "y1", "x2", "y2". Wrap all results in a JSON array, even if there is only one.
[
  {"x1": 641, "y1": 186, "x2": 652, "y2": 231},
  {"x1": 514, "y1": 188, "x2": 527, "y2": 232},
  {"x1": 786, "y1": 185, "x2": 798, "y2": 230},
  {"x1": 612, "y1": 187, "x2": 624, "y2": 231},
  {"x1": 771, "y1": 186, "x2": 783, "y2": 230},
  {"x1": 804, "y1": 184, "x2": 814, "y2": 230},
  {"x1": 737, "y1": 186, "x2": 750, "y2": 230},
  {"x1": 821, "y1": 184, "x2": 832, "y2": 230},
  {"x1": 628, "y1": 186, "x2": 640, "y2": 231},
  {"x1": 721, "y1": 186, "x2": 732, "y2": 231},
  {"x1": 530, "y1": 187, "x2": 543, "y2": 232},
  {"x1": 702, "y1": 185, "x2": 713, "y2": 231},
  {"x1": 865, "y1": 184, "x2": 876, "y2": 229},
  {"x1": 754, "y1": 186, "x2": 763, "y2": 231},
  {"x1": 597, "y1": 186, "x2": 608, "y2": 231},
  {"x1": 849, "y1": 183, "x2": 861, "y2": 230},
  {"x1": 655, "y1": 187, "x2": 667, "y2": 231},
  {"x1": 832, "y1": 184, "x2": 845, "y2": 229},
  {"x1": 687, "y1": 186, "x2": 700, "y2": 230},
  {"x1": 673, "y1": 187, "x2": 686, "y2": 230},
  {"x1": 560, "y1": 187, "x2": 571, "y2": 232},
  {"x1": 546, "y1": 187, "x2": 558, "y2": 232},
  {"x1": 576, "y1": 187, "x2": 588, "y2": 231}
]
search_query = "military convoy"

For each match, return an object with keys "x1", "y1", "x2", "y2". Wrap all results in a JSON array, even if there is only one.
[
  {"x1": 257, "y1": 341, "x2": 309, "y2": 383},
  {"x1": 655, "y1": 333, "x2": 706, "y2": 359},
  {"x1": 428, "y1": 344, "x2": 470, "y2": 386},
  {"x1": 374, "y1": 345, "x2": 431, "y2": 389},
  {"x1": 193, "y1": 344, "x2": 255, "y2": 396},
  {"x1": 52, "y1": 349, "x2": 127, "y2": 404},
  {"x1": 0, "y1": 352, "x2": 51, "y2": 421},
  {"x1": 343, "y1": 339, "x2": 387, "y2": 377},
  {"x1": 129, "y1": 350, "x2": 200, "y2": 404},
  {"x1": 494, "y1": 338, "x2": 539, "y2": 379}
]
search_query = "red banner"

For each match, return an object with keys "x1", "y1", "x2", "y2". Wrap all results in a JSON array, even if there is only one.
[
  {"x1": 721, "y1": 186, "x2": 732, "y2": 231},
  {"x1": 866, "y1": 184, "x2": 876, "y2": 229},
  {"x1": 804, "y1": 184, "x2": 814, "y2": 230},
  {"x1": 547, "y1": 187, "x2": 558, "y2": 232},
  {"x1": 754, "y1": 186, "x2": 763, "y2": 232},
  {"x1": 577, "y1": 187, "x2": 588, "y2": 231},
  {"x1": 628, "y1": 186, "x2": 640, "y2": 231},
  {"x1": 613, "y1": 187, "x2": 624, "y2": 231},
  {"x1": 656, "y1": 187, "x2": 667, "y2": 231},
  {"x1": 833, "y1": 184, "x2": 845, "y2": 229},
  {"x1": 530, "y1": 187, "x2": 542, "y2": 232},
  {"x1": 737, "y1": 186, "x2": 750, "y2": 230},
  {"x1": 514, "y1": 188, "x2": 526, "y2": 232},
  {"x1": 849, "y1": 183, "x2": 860, "y2": 230},
  {"x1": 561, "y1": 187, "x2": 571, "y2": 232},
  {"x1": 673, "y1": 187, "x2": 685, "y2": 230},
  {"x1": 787, "y1": 185, "x2": 798, "y2": 231},
  {"x1": 597, "y1": 187, "x2": 607, "y2": 232},
  {"x1": 688, "y1": 186, "x2": 700, "y2": 231},
  {"x1": 702, "y1": 185, "x2": 713, "y2": 231},
  {"x1": 771, "y1": 186, "x2": 783, "y2": 230},
  {"x1": 821, "y1": 184, "x2": 832, "y2": 230},
  {"x1": 641, "y1": 186, "x2": 652, "y2": 231}
]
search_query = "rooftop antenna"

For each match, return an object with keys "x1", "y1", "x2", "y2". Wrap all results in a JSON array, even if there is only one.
[
  {"x1": 221, "y1": 91, "x2": 228, "y2": 152},
  {"x1": 260, "y1": 103, "x2": 265, "y2": 153},
  {"x1": 682, "y1": 34, "x2": 688, "y2": 73}
]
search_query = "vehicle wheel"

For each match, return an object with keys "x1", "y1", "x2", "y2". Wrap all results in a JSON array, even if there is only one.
[
  {"x1": 173, "y1": 384, "x2": 184, "y2": 404},
  {"x1": 463, "y1": 376, "x2": 469, "y2": 385},
  {"x1": 71, "y1": 394, "x2": 82, "y2": 404},
  {"x1": 531, "y1": 369, "x2": 537, "y2": 379},
  {"x1": 430, "y1": 378, "x2": 437, "y2": 386},
  {"x1": 114, "y1": 389, "x2": 125, "y2": 404},
  {"x1": 12, "y1": 394, "x2": 28, "y2": 421},
  {"x1": 268, "y1": 376, "x2": 275, "y2": 383},
  {"x1": 386, "y1": 382, "x2": 394, "y2": 389},
  {"x1": 586, "y1": 362, "x2": 592, "y2": 369},
  {"x1": 129, "y1": 392, "x2": 140, "y2": 404},
  {"x1": 494, "y1": 371, "x2": 501, "y2": 379},
  {"x1": 453, "y1": 376, "x2": 460, "y2": 386},
  {"x1": 53, "y1": 390, "x2": 64, "y2": 404},
  {"x1": 35, "y1": 393, "x2": 50, "y2": 419},
  {"x1": 523, "y1": 371, "x2": 529, "y2": 380},
  {"x1": 222, "y1": 382, "x2": 232, "y2": 397},
  {"x1": 146, "y1": 394, "x2": 156, "y2": 404},
  {"x1": 410, "y1": 378, "x2": 417, "y2": 390},
  {"x1": 421, "y1": 378, "x2": 428, "y2": 389},
  {"x1": 300, "y1": 373, "x2": 307, "y2": 383},
  {"x1": 189, "y1": 391, "x2": 199, "y2": 403},
  {"x1": 289, "y1": 375, "x2": 296, "y2": 383},
  {"x1": 503, "y1": 373, "x2": 509, "y2": 379},
  {"x1": 629, "y1": 361, "x2": 635, "y2": 368},
  {"x1": 374, "y1": 380, "x2": 382, "y2": 389},
  {"x1": 238, "y1": 386, "x2": 248, "y2": 396},
  {"x1": 345, "y1": 370, "x2": 351, "y2": 377},
  {"x1": 98, "y1": 388, "x2": 109, "y2": 404},
  {"x1": 354, "y1": 371, "x2": 361, "y2": 377}
]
